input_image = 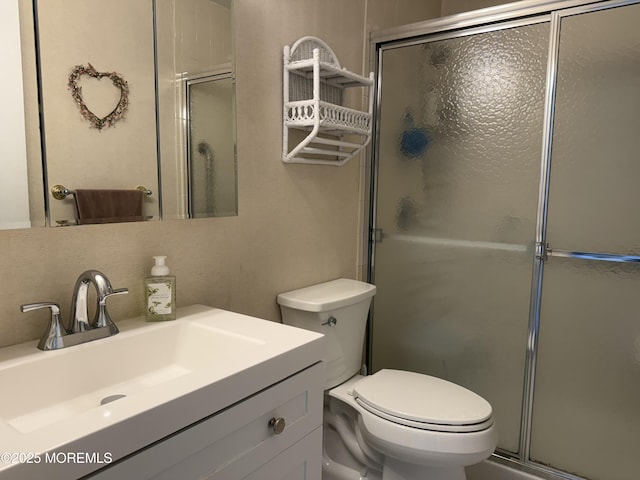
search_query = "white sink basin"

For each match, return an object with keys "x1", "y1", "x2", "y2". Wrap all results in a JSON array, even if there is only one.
[
  {"x1": 1, "y1": 319, "x2": 264, "y2": 434},
  {"x1": 0, "y1": 305, "x2": 324, "y2": 480}
]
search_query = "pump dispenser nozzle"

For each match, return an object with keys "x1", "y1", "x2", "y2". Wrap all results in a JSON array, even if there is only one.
[{"x1": 151, "y1": 256, "x2": 170, "y2": 276}]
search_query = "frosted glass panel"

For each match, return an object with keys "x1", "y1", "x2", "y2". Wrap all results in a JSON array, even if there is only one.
[
  {"x1": 531, "y1": 5, "x2": 640, "y2": 479},
  {"x1": 546, "y1": 4, "x2": 640, "y2": 253},
  {"x1": 188, "y1": 77, "x2": 237, "y2": 218},
  {"x1": 531, "y1": 258, "x2": 640, "y2": 479},
  {"x1": 371, "y1": 22, "x2": 549, "y2": 454}
]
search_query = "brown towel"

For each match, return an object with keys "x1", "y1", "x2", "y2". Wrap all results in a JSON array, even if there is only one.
[{"x1": 74, "y1": 189, "x2": 145, "y2": 225}]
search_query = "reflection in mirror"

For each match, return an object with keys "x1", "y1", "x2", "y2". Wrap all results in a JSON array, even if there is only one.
[
  {"x1": 1, "y1": 0, "x2": 45, "y2": 230},
  {"x1": 36, "y1": 0, "x2": 160, "y2": 226},
  {"x1": 1, "y1": 0, "x2": 30, "y2": 229},
  {"x1": 155, "y1": 0, "x2": 237, "y2": 220},
  {"x1": 4, "y1": 0, "x2": 235, "y2": 229},
  {"x1": 187, "y1": 74, "x2": 237, "y2": 217}
]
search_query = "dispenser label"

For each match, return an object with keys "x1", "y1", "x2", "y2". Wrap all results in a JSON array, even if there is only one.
[{"x1": 146, "y1": 282, "x2": 172, "y2": 314}]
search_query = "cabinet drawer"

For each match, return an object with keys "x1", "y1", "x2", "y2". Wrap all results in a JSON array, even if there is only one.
[{"x1": 88, "y1": 362, "x2": 324, "y2": 480}]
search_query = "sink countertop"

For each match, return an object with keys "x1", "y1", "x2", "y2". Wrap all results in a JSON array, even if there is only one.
[{"x1": 0, "y1": 305, "x2": 324, "y2": 480}]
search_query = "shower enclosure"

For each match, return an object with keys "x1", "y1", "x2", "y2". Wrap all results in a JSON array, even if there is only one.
[
  {"x1": 367, "y1": 1, "x2": 640, "y2": 479},
  {"x1": 185, "y1": 72, "x2": 237, "y2": 218}
]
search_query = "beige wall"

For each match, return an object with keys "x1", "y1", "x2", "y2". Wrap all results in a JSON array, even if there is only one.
[
  {"x1": 0, "y1": 0, "x2": 440, "y2": 348},
  {"x1": 441, "y1": 0, "x2": 518, "y2": 16}
]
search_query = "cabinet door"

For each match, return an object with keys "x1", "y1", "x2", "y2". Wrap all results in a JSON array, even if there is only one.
[
  {"x1": 88, "y1": 362, "x2": 323, "y2": 480},
  {"x1": 241, "y1": 428, "x2": 322, "y2": 480}
]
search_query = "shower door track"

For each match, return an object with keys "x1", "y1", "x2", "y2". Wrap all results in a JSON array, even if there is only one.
[{"x1": 367, "y1": 1, "x2": 640, "y2": 479}]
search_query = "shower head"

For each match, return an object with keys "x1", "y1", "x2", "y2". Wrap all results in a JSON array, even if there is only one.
[
  {"x1": 197, "y1": 141, "x2": 215, "y2": 169},
  {"x1": 197, "y1": 141, "x2": 213, "y2": 158}
]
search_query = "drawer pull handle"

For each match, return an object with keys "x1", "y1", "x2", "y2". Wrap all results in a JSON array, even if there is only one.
[{"x1": 269, "y1": 416, "x2": 286, "y2": 434}]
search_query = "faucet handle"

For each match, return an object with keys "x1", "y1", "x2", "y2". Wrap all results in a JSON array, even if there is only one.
[
  {"x1": 94, "y1": 287, "x2": 128, "y2": 332},
  {"x1": 21, "y1": 302, "x2": 68, "y2": 351},
  {"x1": 103, "y1": 288, "x2": 129, "y2": 300}
]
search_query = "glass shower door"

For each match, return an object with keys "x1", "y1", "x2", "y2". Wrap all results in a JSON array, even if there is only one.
[
  {"x1": 370, "y1": 20, "x2": 550, "y2": 454},
  {"x1": 530, "y1": 3, "x2": 640, "y2": 479},
  {"x1": 186, "y1": 74, "x2": 236, "y2": 218}
]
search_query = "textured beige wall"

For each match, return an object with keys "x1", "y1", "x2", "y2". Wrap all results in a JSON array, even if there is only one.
[
  {"x1": 441, "y1": 0, "x2": 517, "y2": 16},
  {"x1": 368, "y1": 0, "x2": 440, "y2": 32},
  {"x1": 0, "y1": 0, "x2": 441, "y2": 348}
]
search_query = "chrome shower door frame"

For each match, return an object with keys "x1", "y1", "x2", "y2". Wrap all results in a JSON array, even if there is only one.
[{"x1": 367, "y1": 0, "x2": 640, "y2": 478}]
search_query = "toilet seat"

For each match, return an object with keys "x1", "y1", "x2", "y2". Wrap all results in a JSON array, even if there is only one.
[
  {"x1": 353, "y1": 369, "x2": 493, "y2": 433},
  {"x1": 329, "y1": 375, "x2": 498, "y2": 468}
]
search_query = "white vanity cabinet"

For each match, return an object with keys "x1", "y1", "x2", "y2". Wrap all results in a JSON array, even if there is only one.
[
  {"x1": 88, "y1": 362, "x2": 323, "y2": 480},
  {"x1": 0, "y1": 306, "x2": 325, "y2": 480}
]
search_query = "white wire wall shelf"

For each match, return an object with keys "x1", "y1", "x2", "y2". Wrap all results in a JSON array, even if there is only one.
[{"x1": 282, "y1": 36, "x2": 374, "y2": 166}]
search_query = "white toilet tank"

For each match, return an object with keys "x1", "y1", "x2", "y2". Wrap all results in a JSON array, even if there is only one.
[{"x1": 277, "y1": 278, "x2": 376, "y2": 390}]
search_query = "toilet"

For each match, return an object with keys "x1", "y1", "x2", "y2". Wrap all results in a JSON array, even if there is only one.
[{"x1": 277, "y1": 278, "x2": 497, "y2": 480}]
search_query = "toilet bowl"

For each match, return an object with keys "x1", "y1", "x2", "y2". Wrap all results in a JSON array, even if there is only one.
[{"x1": 277, "y1": 278, "x2": 497, "y2": 480}]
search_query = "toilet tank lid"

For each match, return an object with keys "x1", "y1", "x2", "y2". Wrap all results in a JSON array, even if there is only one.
[{"x1": 277, "y1": 278, "x2": 376, "y2": 312}]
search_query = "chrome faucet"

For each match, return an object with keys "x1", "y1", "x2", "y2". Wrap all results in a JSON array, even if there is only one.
[
  {"x1": 21, "y1": 270, "x2": 128, "y2": 351},
  {"x1": 70, "y1": 270, "x2": 128, "y2": 334}
]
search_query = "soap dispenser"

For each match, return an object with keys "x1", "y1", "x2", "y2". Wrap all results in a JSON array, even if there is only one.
[{"x1": 144, "y1": 256, "x2": 176, "y2": 321}]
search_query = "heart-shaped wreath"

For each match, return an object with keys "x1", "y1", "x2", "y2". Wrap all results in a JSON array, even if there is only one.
[{"x1": 68, "y1": 63, "x2": 129, "y2": 130}]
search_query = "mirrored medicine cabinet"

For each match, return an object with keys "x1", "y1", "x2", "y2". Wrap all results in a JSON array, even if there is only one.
[{"x1": 0, "y1": 0, "x2": 237, "y2": 230}]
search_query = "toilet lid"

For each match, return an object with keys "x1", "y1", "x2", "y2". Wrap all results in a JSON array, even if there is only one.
[{"x1": 353, "y1": 370, "x2": 493, "y2": 432}]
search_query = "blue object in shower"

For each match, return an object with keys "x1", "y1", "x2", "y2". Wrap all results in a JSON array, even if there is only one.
[{"x1": 399, "y1": 112, "x2": 431, "y2": 158}]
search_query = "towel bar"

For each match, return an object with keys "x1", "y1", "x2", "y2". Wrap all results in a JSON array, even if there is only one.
[{"x1": 51, "y1": 184, "x2": 152, "y2": 200}]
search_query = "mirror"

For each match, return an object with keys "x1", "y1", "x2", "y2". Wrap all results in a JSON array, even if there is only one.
[
  {"x1": 185, "y1": 74, "x2": 237, "y2": 217},
  {"x1": 0, "y1": 0, "x2": 31, "y2": 229},
  {"x1": 1, "y1": 0, "x2": 236, "y2": 229},
  {"x1": 155, "y1": 0, "x2": 237, "y2": 220},
  {"x1": 1, "y1": 0, "x2": 44, "y2": 229}
]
